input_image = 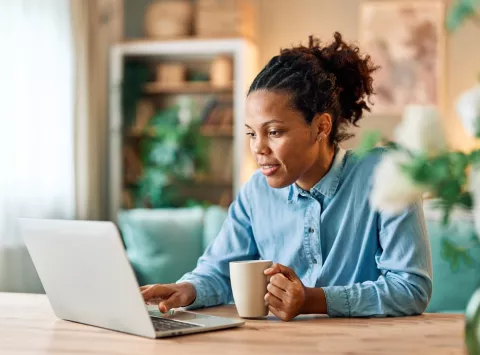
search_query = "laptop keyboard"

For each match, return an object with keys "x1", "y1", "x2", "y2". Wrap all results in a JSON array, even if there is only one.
[{"x1": 150, "y1": 317, "x2": 202, "y2": 332}]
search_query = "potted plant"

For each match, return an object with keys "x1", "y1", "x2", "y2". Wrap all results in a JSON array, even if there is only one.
[{"x1": 357, "y1": 1, "x2": 480, "y2": 352}]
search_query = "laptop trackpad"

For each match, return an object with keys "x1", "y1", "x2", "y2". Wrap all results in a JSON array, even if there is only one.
[{"x1": 149, "y1": 308, "x2": 211, "y2": 321}]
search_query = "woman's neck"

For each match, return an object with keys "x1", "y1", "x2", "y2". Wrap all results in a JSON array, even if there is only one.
[{"x1": 295, "y1": 144, "x2": 336, "y2": 191}]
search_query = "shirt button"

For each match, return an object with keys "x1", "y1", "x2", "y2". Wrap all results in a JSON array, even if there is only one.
[
  {"x1": 308, "y1": 227, "x2": 315, "y2": 233},
  {"x1": 312, "y1": 259, "x2": 317, "y2": 264}
]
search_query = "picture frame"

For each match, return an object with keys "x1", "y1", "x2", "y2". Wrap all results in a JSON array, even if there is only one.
[{"x1": 359, "y1": 0, "x2": 446, "y2": 116}]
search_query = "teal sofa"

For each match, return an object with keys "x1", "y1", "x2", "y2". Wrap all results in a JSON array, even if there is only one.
[
  {"x1": 423, "y1": 202, "x2": 480, "y2": 313},
  {"x1": 118, "y1": 206, "x2": 227, "y2": 286},
  {"x1": 118, "y1": 203, "x2": 480, "y2": 313}
]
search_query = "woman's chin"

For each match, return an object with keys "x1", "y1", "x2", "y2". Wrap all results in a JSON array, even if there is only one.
[{"x1": 265, "y1": 175, "x2": 293, "y2": 189}]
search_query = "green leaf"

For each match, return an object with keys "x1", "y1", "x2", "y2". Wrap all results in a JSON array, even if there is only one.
[
  {"x1": 458, "y1": 191, "x2": 474, "y2": 209},
  {"x1": 441, "y1": 235, "x2": 478, "y2": 271},
  {"x1": 439, "y1": 180, "x2": 462, "y2": 201},
  {"x1": 131, "y1": 98, "x2": 213, "y2": 207},
  {"x1": 469, "y1": 149, "x2": 480, "y2": 165},
  {"x1": 429, "y1": 157, "x2": 451, "y2": 183},
  {"x1": 447, "y1": 152, "x2": 468, "y2": 187},
  {"x1": 136, "y1": 169, "x2": 169, "y2": 208},
  {"x1": 450, "y1": 151, "x2": 469, "y2": 171},
  {"x1": 354, "y1": 130, "x2": 382, "y2": 157},
  {"x1": 462, "y1": 252, "x2": 474, "y2": 267},
  {"x1": 446, "y1": 0, "x2": 480, "y2": 32},
  {"x1": 442, "y1": 206, "x2": 452, "y2": 226},
  {"x1": 401, "y1": 155, "x2": 434, "y2": 184}
]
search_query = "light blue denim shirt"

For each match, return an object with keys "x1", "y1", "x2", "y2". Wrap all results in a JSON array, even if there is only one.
[{"x1": 177, "y1": 146, "x2": 433, "y2": 317}]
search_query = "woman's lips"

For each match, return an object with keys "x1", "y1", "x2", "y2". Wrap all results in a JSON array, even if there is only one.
[{"x1": 260, "y1": 164, "x2": 280, "y2": 176}]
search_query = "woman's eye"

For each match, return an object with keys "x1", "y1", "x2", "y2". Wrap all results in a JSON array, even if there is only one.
[
  {"x1": 269, "y1": 130, "x2": 281, "y2": 136},
  {"x1": 246, "y1": 132, "x2": 255, "y2": 138}
]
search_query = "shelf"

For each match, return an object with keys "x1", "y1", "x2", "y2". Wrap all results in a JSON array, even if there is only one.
[
  {"x1": 120, "y1": 37, "x2": 250, "y2": 45},
  {"x1": 192, "y1": 175, "x2": 232, "y2": 186},
  {"x1": 125, "y1": 126, "x2": 233, "y2": 139},
  {"x1": 109, "y1": 36, "x2": 258, "y2": 220},
  {"x1": 124, "y1": 175, "x2": 232, "y2": 188},
  {"x1": 143, "y1": 82, "x2": 233, "y2": 94},
  {"x1": 114, "y1": 37, "x2": 253, "y2": 58},
  {"x1": 200, "y1": 126, "x2": 233, "y2": 137},
  {"x1": 125, "y1": 129, "x2": 155, "y2": 138}
]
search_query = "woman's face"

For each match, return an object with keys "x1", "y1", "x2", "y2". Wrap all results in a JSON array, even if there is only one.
[{"x1": 245, "y1": 90, "x2": 330, "y2": 189}]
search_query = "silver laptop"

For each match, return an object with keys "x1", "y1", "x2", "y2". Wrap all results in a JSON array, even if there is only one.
[{"x1": 18, "y1": 218, "x2": 244, "y2": 338}]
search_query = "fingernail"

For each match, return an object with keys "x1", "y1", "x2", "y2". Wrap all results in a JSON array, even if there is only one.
[{"x1": 264, "y1": 268, "x2": 272, "y2": 273}]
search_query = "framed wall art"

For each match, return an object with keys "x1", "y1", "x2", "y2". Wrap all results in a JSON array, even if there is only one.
[{"x1": 359, "y1": 1, "x2": 446, "y2": 115}]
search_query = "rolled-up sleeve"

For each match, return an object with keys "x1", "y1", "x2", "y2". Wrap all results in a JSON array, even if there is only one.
[
  {"x1": 322, "y1": 200, "x2": 433, "y2": 317},
  {"x1": 176, "y1": 181, "x2": 259, "y2": 309}
]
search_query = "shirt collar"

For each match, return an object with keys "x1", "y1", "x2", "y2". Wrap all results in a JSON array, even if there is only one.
[{"x1": 287, "y1": 145, "x2": 347, "y2": 203}]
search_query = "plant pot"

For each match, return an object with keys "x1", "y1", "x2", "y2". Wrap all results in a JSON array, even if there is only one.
[{"x1": 466, "y1": 288, "x2": 480, "y2": 354}]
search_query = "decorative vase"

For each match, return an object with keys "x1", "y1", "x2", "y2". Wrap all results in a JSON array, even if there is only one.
[
  {"x1": 210, "y1": 55, "x2": 233, "y2": 88},
  {"x1": 466, "y1": 288, "x2": 480, "y2": 354}
]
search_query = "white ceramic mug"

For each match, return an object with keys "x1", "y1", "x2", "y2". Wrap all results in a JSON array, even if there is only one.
[{"x1": 229, "y1": 260, "x2": 273, "y2": 318}]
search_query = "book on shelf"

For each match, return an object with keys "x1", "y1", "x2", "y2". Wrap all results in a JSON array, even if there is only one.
[{"x1": 200, "y1": 97, "x2": 234, "y2": 134}]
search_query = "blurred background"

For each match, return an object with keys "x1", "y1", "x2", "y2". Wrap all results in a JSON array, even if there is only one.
[{"x1": 1, "y1": 0, "x2": 479, "y2": 315}]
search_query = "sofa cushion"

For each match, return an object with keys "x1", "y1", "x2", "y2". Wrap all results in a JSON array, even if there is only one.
[
  {"x1": 117, "y1": 207, "x2": 204, "y2": 286},
  {"x1": 203, "y1": 205, "x2": 228, "y2": 250},
  {"x1": 424, "y1": 203, "x2": 480, "y2": 313}
]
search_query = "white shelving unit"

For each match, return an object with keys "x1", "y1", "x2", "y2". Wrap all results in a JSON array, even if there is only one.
[{"x1": 108, "y1": 38, "x2": 259, "y2": 221}]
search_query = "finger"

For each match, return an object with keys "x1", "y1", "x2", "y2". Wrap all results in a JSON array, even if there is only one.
[
  {"x1": 141, "y1": 285, "x2": 155, "y2": 299},
  {"x1": 269, "y1": 273, "x2": 290, "y2": 291},
  {"x1": 264, "y1": 263, "x2": 281, "y2": 275},
  {"x1": 268, "y1": 305, "x2": 286, "y2": 320},
  {"x1": 141, "y1": 284, "x2": 172, "y2": 301},
  {"x1": 159, "y1": 294, "x2": 181, "y2": 313},
  {"x1": 267, "y1": 282, "x2": 287, "y2": 300},
  {"x1": 264, "y1": 263, "x2": 297, "y2": 281},
  {"x1": 269, "y1": 305, "x2": 294, "y2": 322},
  {"x1": 264, "y1": 291, "x2": 283, "y2": 309}
]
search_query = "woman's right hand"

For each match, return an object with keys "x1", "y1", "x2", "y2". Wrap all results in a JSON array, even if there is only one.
[{"x1": 140, "y1": 282, "x2": 197, "y2": 313}]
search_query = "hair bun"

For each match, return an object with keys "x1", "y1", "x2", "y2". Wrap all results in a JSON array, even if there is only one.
[
  {"x1": 248, "y1": 31, "x2": 378, "y2": 144},
  {"x1": 313, "y1": 32, "x2": 378, "y2": 126}
]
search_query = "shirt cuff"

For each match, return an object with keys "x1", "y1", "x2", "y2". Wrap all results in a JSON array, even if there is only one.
[
  {"x1": 322, "y1": 286, "x2": 352, "y2": 317},
  {"x1": 175, "y1": 276, "x2": 206, "y2": 310}
]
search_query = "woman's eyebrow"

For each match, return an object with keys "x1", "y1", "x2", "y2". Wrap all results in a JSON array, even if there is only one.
[{"x1": 245, "y1": 119, "x2": 284, "y2": 129}]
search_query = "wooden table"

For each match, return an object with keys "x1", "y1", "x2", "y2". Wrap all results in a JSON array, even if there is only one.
[{"x1": 0, "y1": 293, "x2": 467, "y2": 354}]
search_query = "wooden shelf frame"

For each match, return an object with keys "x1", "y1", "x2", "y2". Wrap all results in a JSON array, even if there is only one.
[
  {"x1": 143, "y1": 81, "x2": 233, "y2": 94},
  {"x1": 108, "y1": 37, "x2": 258, "y2": 220}
]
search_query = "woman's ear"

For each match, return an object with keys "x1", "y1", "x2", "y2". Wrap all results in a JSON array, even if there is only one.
[{"x1": 313, "y1": 113, "x2": 332, "y2": 141}]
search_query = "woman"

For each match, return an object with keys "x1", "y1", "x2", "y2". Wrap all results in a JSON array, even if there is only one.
[{"x1": 141, "y1": 32, "x2": 432, "y2": 320}]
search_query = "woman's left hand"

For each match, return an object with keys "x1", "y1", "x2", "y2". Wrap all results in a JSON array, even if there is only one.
[{"x1": 264, "y1": 263, "x2": 306, "y2": 321}]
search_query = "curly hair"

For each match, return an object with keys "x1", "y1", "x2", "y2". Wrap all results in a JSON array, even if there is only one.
[{"x1": 248, "y1": 32, "x2": 379, "y2": 145}]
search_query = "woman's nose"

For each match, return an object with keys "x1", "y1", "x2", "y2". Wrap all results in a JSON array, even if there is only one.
[{"x1": 252, "y1": 136, "x2": 271, "y2": 155}]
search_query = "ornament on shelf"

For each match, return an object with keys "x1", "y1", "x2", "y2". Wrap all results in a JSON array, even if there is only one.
[
  {"x1": 144, "y1": 0, "x2": 193, "y2": 39},
  {"x1": 155, "y1": 63, "x2": 187, "y2": 85},
  {"x1": 130, "y1": 99, "x2": 155, "y2": 135},
  {"x1": 210, "y1": 55, "x2": 233, "y2": 88}
]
